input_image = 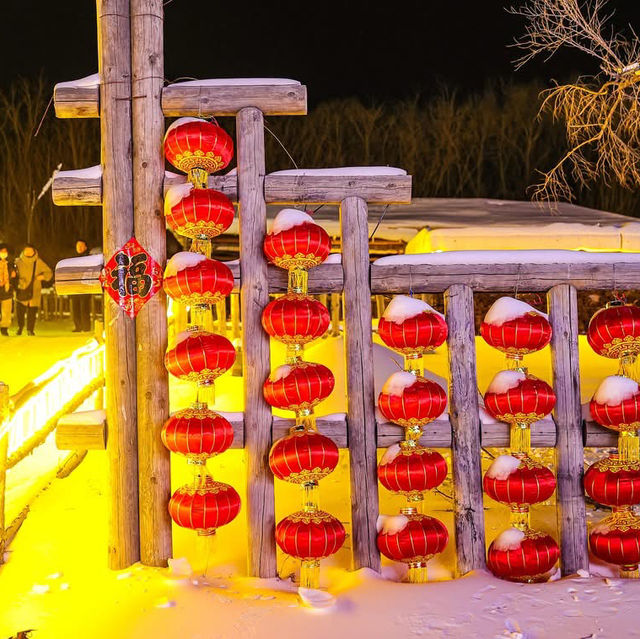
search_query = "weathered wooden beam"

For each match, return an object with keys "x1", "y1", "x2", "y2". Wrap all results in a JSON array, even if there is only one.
[
  {"x1": 54, "y1": 81, "x2": 307, "y2": 119},
  {"x1": 56, "y1": 411, "x2": 107, "y2": 450},
  {"x1": 54, "y1": 256, "x2": 104, "y2": 295},
  {"x1": 445, "y1": 284, "x2": 486, "y2": 575},
  {"x1": 548, "y1": 284, "x2": 589, "y2": 576},
  {"x1": 98, "y1": 0, "x2": 140, "y2": 570},
  {"x1": 237, "y1": 106, "x2": 276, "y2": 578},
  {"x1": 341, "y1": 195, "x2": 380, "y2": 572},
  {"x1": 52, "y1": 166, "x2": 103, "y2": 207},
  {"x1": 132, "y1": 0, "x2": 172, "y2": 568},
  {"x1": 584, "y1": 419, "x2": 617, "y2": 447}
]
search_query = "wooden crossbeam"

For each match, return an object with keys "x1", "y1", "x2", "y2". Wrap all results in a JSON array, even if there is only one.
[
  {"x1": 52, "y1": 169, "x2": 412, "y2": 206},
  {"x1": 54, "y1": 81, "x2": 307, "y2": 118}
]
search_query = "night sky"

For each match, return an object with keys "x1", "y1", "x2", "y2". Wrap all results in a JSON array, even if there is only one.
[{"x1": 3, "y1": 1, "x2": 640, "y2": 103}]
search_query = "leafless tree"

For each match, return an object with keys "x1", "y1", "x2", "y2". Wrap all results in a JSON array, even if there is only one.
[{"x1": 510, "y1": 0, "x2": 640, "y2": 202}]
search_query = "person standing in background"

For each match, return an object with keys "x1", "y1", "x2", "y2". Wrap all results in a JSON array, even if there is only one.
[
  {"x1": 15, "y1": 244, "x2": 52, "y2": 336},
  {"x1": 0, "y1": 243, "x2": 17, "y2": 336},
  {"x1": 71, "y1": 239, "x2": 92, "y2": 332}
]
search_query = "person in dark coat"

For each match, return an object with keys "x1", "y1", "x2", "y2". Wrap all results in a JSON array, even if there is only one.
[
  {"x1": 0, "y1": 243, "x2": 17, "y2": 336},
  {"x1": 15, "y1": 244, "x2": 52, "y2": 336},
  {"x1": 71, "y1": 239, "x2": 92, "y2": 332}
]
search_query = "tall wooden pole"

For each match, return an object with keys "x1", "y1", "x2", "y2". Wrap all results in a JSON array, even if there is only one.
[
  {"x1": 97, "y1": 0, "x2": 140, "y2": 569},
  {"x1": 131, "y1": 0, "x2": 172, "y2": 566},
  {"x1": 341, "y1": 195, "x2": 381, "y2": 572},
  {"x1": 236, "y1": 106, "x2": 277, "y2": 577}
]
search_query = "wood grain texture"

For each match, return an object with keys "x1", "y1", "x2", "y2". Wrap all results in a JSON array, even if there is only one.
[
  {"x1": 131, "y1": 0, "x2": 172, "y2": 567},
  {"x1": 340, "y1": 196, "x2": 381, "y2": 572},
  {"x1": 548, "y1": 284, "x2": 589, "y2": 576},
  {"x1": 236, "y1": 107, "x2": 276, "y2": 578},
  {"x1": 56, "y1": 418, "x2": 107, "y2": 450},
  {"x1": 445, "y1": 284, "x2": 486, "y2": 575},
  {"x1": 98, "y1": 0, "x2": 140, "y2": 570},
  {"x1": 54, "y1": 85, "x2": 100, "y2": 118}
]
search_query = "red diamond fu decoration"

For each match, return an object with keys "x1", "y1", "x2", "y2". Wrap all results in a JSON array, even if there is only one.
[{"x1": 100, "y1": 237, "x2": 163, "y2": 318}]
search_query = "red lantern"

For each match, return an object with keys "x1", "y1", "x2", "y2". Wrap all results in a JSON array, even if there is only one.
[
  {"x1": 163, "y1": 256, "x2": 234, "y2": 306},
  {"x1": 169, "y1": 475, "x2": 241, "y2": 535},
  {"x1": 264, "y1": 221, "x2": 331, "y2": 271},
  {"x1": 269, "y1": 430, "x2": 339, "y2": 483},
  {"x1": 262, "y1": 294, "x2": 330, "y2": 345},
  {"x1": 165, "y1": 188, "x2": 235, "y2": 240},
  {"x1": 161, "y1": 405, "x2": 234, "y2": 461},
  {"x1": 481, "y1": 313, "x2": 551, "y2": 357},
  {"x1": 584, "y1": 456, "x2": 640, "y2": 507},
  {"x1": 378, "y1": 446, "x2": 448, "y2": 498},
  {"x1": 377, "y1": 375, "x2": 447, "y2": 427},
  {"x1": 377, "y1": 513, "x2": 448, "y2": 564},
  {"x1": 587, "y1": 303, "x2": 640, "y2": 360},
  {"x1": 378, "y1": 310, "x2": 448, "y2": 356},
  {"x1": 483, "y1": 457, "x2": 556, "y2": 507},
  {"x1": 589, "y1": 511, "x2": 640, "y2": 574},
  {"x1": 164, "y1": 118, "x2": 234, "y2": 176},
  {"x1": 263, "y1": 362, "x2": 335, "y2": 412},
  {"x1": 487, "y1": 529, "x2": 559, "y2": 582},
  {"x1": 590, "y1": 385, "x2": 640, "y2": 432},
  {"x1": 276, "y1": 510, "x2": 345, "y2": 560},
  {"x1": 484, "y1": 373, "x2": 556, "y2": 425},
  {"x1": 165, "y1": 330, "x2": 236, "y2": 384}
]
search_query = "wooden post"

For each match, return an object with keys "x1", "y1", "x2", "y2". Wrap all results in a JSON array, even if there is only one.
[
  {"x1": 236, "y1": 106, "x2": 276, "y2": 577},
  {"x1": 98, "y1": 0, "x2": 140, "y2": 569},
  {"x1": 131, "y1": 0, "x2": 172, "y2": 567},
  {"x1": 231, "y1": 293, "x2": 240, "y2": 340},
  {"x1": 445, "y1": 284, "x2": 486, "y2": 575},
  {"x1": 548, "y1": 284, "x2": 588, "y2": 575},
  {"x1": 330, "y1": 292, "x2": 341, "y2": 337},
  {"x1": 0, "y1": 382, "x2": 9, "y2": 563},
  {"x1": 340, "y1": 196, "x2": 380, "y2": 572},
  {"x1": 216, "y1": 300, "x2": 227, "y2": 336}
]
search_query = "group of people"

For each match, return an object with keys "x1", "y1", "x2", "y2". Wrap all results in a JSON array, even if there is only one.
[{"x1": 0, "y1": 240, "x2": 92, "y2": 336}]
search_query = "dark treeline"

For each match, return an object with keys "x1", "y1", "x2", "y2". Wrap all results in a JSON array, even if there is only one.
[{"x1": 1, "y1": 77, "x2": 639, "y2": 266}]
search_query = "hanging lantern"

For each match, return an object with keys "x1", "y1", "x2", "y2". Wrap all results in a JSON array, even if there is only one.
[
  {"x1": 480, "y1": 297, "x2": 551, "y2": 364},
  {"x1": 487, "y1": 528, "x2": 559, "y2": 582},
  {"x1": 164, "y1": 118, "x2": 234, "y2": 187},
  {"x1": 161, "y1": 405, "x2": 234, "y2": 461},
  {"x1": 589, "y1": 510, "x2": 640, "y2": 578},
  {"x1": 483, "y1": 455, "x2": 556, "y2": 508},
  {"x1": 378, "y1": 295, "x2": 448, "y2": 362},
  {"x1": 584, "y1": 455, "x2": 640, "y2": 507},
  {"x1": 377, "y1": 511, "x2": 448, "y2": 583},
  {"x1": 269, "y1": 430, "x2": 339, "y2": 484},
  {"x1": 165, "y1": 186, "x2": 235, "y2": 240},
  {"x1": 165, "y1": 330, "x2": 236, "y2": 385},
  {"x1": 263, "y1": 362, "x2": 335, "y2": 413},
  {"x1": 262, "y1": 294, "x2": 330, "y2": 347},
  {"x1": 587, "y1": 302, "x2": 640, "y2": 363},
  {"x1": 169, "y1": 473, "x2": 241, "y2": 535},
  {"x1": 378, "y1": 445, "x2": 447, "y2": 501},
  {"x1": 377, "y1": 372, "x2": 447, "y2": 437},
  {"x1": 163, "y1": 253, "x2": 234, "y2": 306}
]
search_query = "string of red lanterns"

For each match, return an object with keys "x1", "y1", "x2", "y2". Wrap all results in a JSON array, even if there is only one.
[
  {"x1": 262, "y1": 209, "x2": 343, "y2": 592},
  {"x1": 160, "y1": 117, "x2": 241, "y2": 538},
  {"x1": 375, "y1": 295, "x2": 449, "y2": 583},
  {"x1": 481, "y1": 297, "x2": 559, "y2": 582}
]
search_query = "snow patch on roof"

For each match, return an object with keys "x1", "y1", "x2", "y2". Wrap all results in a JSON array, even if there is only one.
[
  {"x1": 382, "y1": 294, "x2": 442, "y2": 323},
  {"x1": 324, "y1": 253, "x2": 342, "y2": 264},
  {"x1": 484, "y1": 296, "x2": 547, "y2": 326},
  {"x1": 58, "y1": 409, "x2": 106, "y2": 425},
  {"x1": 56, "y1": 73, "x2": 100, "y2": 89},
  {"x1": 168, "y1": 78, "x2": 301, "y2": 87},
  {"x1": 164, "y1": 252, "x2": 207, "y2": 278},
  {"x1": 57, "y1": 165, "x2": 102, "y2": 180},
  {"x1": 271, "y1": 166, "x2": 407, "y2": 177},
  {"x1": 593, "y1": 376, "x2": 640, "y2": 406},
  {"x1": 485, "y1": 455, "x2": 522, "y2": 480},
  {"x1": 486, "y1": 370, "x2": 527, "y2": 395},
  {"x1": 57, "y1": 254, "x2": 104, "y2": 270},
  {"x1": 270, "y1": 209, "x2": 315, "y2": 234}
]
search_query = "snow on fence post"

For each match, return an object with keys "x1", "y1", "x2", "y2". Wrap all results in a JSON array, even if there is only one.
[
  {"x1": 444, "y1": 284, "x2": 486, "y2": 575},
  {"x1": 97, "y1": 0, "x2": 140, "y2": 570},
  {"x1": 340, "y1": 195, "x2": 381, "y2": 572},
  {"x1": 236, "y1": 106, "x2": 277, "y2": 578},
  {"x1": 131, "y1": 0, "x2": 172, "y2": 567},
  {"x1": 548, "y1": 284, "x2": 589, "y2": 575}
]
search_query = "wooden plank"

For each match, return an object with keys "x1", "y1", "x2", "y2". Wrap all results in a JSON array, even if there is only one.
[
  {"x1": 236, "y1": 106, "x2": 276, "y2": 578},
  {"x1": 132, "y1": 0, "x2": 172, "y2": 567},
  {"x1": 52, "y1": 168, "x2": 103, "y2": 206},
  {"x1": 548, "y1": 284, "x2": 589, "y2": 576},
  {"x1": 56, "y1": 420, "x2": 107, "y2": 450},
  {"x1": 445, "y1": 284, "x2": 486, "y2": 575},
  {"x1": 98, "y1": 0, "x2": 140, "y2": 570},
  {"x1": 341, "y1": 196, "x2": 380, "y2": 572},
  {"x1": 54, "y1": 85, "x2": 100, "y2": 118},
  {"x1": 584, "y1": 419, "x2": 617, "y2": 447},
  {"x1": 162, "y1": 83, "x2": 307, "y2": 116}
]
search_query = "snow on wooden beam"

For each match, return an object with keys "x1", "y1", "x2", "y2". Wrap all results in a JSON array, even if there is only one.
[
  {"x1": 55, "y1": 410, "x2": 107, "y2": 450},
  {"x1": 53, "y1": 79, "x2": 307, "y2": 118}
]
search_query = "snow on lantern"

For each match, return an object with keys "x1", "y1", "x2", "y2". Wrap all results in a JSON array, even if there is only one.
[
  {"x1": 164, "y1": 117, "x2": 234, "y2": 188},
  {"x1": 377, "y1": 512, "x2": 449, "y2": 584},
  {"x1": 589, "y1": 511, "x2": 640, "y2": 579},
  {"x1": 480, "y1": 297, "x2": 552, "y2": 368},
  {"x1": 377, "y1": 295, "x2": 448, "y2": 374}
]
